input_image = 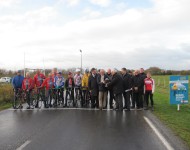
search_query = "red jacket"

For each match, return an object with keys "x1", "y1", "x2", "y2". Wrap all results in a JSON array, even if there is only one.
[
  {"x1": 34, "y1": 73, "x2": 46, "y2": 87},
  {"x1": 22, "y1": 77, "x2": 34, "y2": 90},
  {"x1": 41, "y1": 77, "x2": 54, "y2": 90},
  {"x1": 144, "y1": 77, "x2": 155, "y2": 92}
]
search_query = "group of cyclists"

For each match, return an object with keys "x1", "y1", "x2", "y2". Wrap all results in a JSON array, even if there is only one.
[{"x1": 12, "y1": 67, "x2": 155, "y2": 111}]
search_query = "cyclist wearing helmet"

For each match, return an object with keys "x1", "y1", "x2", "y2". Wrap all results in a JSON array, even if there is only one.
[
  {"x1": 74, "y1": 69, "x2": 83, "y2": 87},
  {"x1": 41, "y1": 73, "x2": 54, "y2": 108},
  {"x1": 65, "y1": 72, "x2": 75, "y2": 107},
  {"x1": 74, "y1": 69, "x2": 83, "y2": 106},
  {"x1": 22, "y1": 72, "x2": 34, "y2": 109},
  {"x1": 82, "y1": 69, "x2": 90, "y2": 107},
  {"x1": 34, "y1": 69, "x2": 46, "y2": 108},
  {"x1": 12, "y1": 70, "x2": 24, "y2": 105}
]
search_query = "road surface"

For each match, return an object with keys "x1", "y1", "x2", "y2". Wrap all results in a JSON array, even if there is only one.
[{"x1": 0, "y1": 108, "x2": 188, "y2": 150}]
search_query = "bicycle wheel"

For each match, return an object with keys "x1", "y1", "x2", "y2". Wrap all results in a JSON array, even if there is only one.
[
  {"x1": 75, "y1": 89, "x2": 81, "y2": 108},
  {"x1": 31, "y1": 91, "x2": 38, "y2": 108},
  {"x1": 65, "y1": 91, "x2": 71, "y2": 107}
]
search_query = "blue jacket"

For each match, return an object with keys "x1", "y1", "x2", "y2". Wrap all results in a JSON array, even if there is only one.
[
  {"x1": 54, "y1": 76, "x2": 64, "y2": 88},
  {"x1": 12, "y1": 75, "x2": 24, "y2": 89}
]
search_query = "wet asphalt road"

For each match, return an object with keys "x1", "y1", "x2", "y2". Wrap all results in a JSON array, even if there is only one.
[{"x1": 0, "y1": 108, "x2": 185, "y2": 150}]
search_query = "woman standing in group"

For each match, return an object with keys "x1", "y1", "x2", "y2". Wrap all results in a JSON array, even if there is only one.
[{"x1": 144, "y1": 72, "x2": 155, "y2": 111}]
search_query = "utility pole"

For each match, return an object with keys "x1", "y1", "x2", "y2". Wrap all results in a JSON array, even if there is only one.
[
  {"x1": 80, "y1": 49, "x2": 82, "y2": 73},
  {"x1": 24, "y1": 52, "x2": 26, "y2": 77}
]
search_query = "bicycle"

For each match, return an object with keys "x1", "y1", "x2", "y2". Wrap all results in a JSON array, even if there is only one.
[
  {"x1": 22, "y1": 89, "x2": 34, "y2": 109},
  {"x1": 12, "y1": 88, "x2": 25, "y2": 109},
  {"x1": 31, "y1": 88, "x2": 45, "y2": 109},
  {"x1": 53, "y1": 88, "x2": 64, "y2": 108},
  {"x1": 75, "y1": 86, "x2": 82, "y2": 108},
  {"x1": 65, "y1": 87, "x2": 74, "y2": 107},
  {"x1": 47, "y1": 88, "x2": 56, "y2": 108},
  {"x1": 82, "y1": 87, "x2": 91, "y2": 108}
]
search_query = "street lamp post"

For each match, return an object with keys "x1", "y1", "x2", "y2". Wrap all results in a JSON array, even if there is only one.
[{"x1": 79, "y1": 49, "x2": 82, "y2": 73}]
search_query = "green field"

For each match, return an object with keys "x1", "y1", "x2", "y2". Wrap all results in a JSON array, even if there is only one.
[
  {"x1": 0, "y1": 83, "x2": 13, "y2": 111},
  {"x1": 153, "y1": 75, "x2": 190, "y2": 148}
]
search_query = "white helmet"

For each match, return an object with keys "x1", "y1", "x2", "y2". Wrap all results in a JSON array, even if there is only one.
[{"x1": 76, "y1": 68, "x2": 80, "y2": 72}]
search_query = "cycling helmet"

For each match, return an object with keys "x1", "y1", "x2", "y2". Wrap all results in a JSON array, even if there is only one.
[
  {"x1": 85, "y1": 69, "x2": 89, "y2": 73},
  {"x1": 76, "y1": 69, "x2": 80, "y2": 72}
]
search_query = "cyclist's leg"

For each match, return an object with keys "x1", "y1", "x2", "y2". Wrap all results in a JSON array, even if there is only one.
[
  {"x1": 80, "y1": 88, "x2": 84, "y2": 107},
  {"x1": 65, "y1": 90, "x2": 68, "y2": 107},
  {"x1": 71, "y1": 89, "x2": 75, "y2": 107},
  {"x1": 82, "y1": 89, "x2": 87, "y2": 106},
  {"x1": 49, "y1": 90, "x2": 53, "y2": 107},
  {"x1": 35, "y1": 89, "x2": 40, "y2": 108},
  {"x1": 44, "y1": 90, "x2": 49, "y2": 108},
  {"x1": 13, "y1": 89, "x2": 18, "y2": 108}
]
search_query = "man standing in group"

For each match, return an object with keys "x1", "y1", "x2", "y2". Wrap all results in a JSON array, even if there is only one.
[
  {"x1": 12, "y1": 70, "x2": 24, "y2": 108},
  {"x1": 54, "y1": 72, "x2": 65, "y2": 107},
  {"x1": 65, "y1": 72, "x2": 75, "y2": 107},
  {"x1": 106, "y1": 69, "x2": 114, "y2": 109},
  {"x1": 107, "y1": 69, "x2": 124, "y2": 111},
  {"x1": 88, "y1": 68, "x2": 99, "y2": 108},
  {"x1": 82, "y1": 69, "x2": 90, "y2": 107},
  {"x1": 132, "y1": 70, "x2": 142, "y2": 109},
  {"x1": 22, "y1": 72, "x2": 34, "y2": 109},
  {"x1": 139, "y1": 68, "x2": 147, "y2": 108},
  {"x1": 121, "y1": 68, "x2": 132, "y2": 111},
  {"x1": 74, "y1": 69, "x2": 83, "y2": 106},
  {"x1": 34, "y1": 69, "x2": 46, "y2": 108},
  {"x1": 41, "y1": 73, "x2": 54, "y2": 108},
  {"x1": 97, "y1": 69, "x2": 108, "y2": 110}
]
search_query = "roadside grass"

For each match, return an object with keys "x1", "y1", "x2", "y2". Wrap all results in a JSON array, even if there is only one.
[
  {"x1": 0, "y1": 83, "x2": 13, "y2": 110},
  {"x1": 153, "y1": 75, "x2": 190, "y2": 148}
]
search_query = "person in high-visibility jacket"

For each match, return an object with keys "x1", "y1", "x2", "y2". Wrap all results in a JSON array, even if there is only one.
[{"x1": 82, "y1": 69, "x2": 90, "y2": 107}]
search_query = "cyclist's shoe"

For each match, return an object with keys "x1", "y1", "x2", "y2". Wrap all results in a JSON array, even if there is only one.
[
  {"x1": 45, "y1": 105, "x2": 49, "y2": 108},
  {"x1": 151, "y1": 106, "x2": 154, "y2": 111},
  {"x1": 26, "y1": 106, "x2": 31, "y2": 109},
  {"x1": 53, "y1": 104, "x2": 57, "y2": 108}
]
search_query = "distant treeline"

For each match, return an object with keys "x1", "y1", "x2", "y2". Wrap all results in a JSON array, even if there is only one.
[
  {"x1": 0, "y1": 67, "x2": 190, "y2": 77},
  {"x1": 145, "y1": 67, "x2": 190, "y2": 75}
]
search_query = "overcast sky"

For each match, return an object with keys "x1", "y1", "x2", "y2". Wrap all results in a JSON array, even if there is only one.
[{"x1": 0, "y1": 0, "x2": 190, "y2": 71}]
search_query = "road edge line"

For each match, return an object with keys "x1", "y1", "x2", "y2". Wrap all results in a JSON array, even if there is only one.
[
  {"x1": 144, "y1": 116, "x2": 174, "y2": 150},
  {"x1": 16, "y1": 140, "x2": 31, "y2": 150}
]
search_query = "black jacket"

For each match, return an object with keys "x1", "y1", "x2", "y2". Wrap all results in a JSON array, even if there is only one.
[
  {"x1": 122, "y1": 73, "x2": 133, "y2": 91},
  {"x1": 65, "y1": 78, "x2": 75, "y2": 89},
  {"x1": 88, "y1": 74, "x2": 99, "y2": 96},
  {"x1": 108, "y1": 73, "x2": 124, "y2": 95},
  {"x1": 140, "y1": 73, "x2": 146, "y2": 92},
  {"x1": 132, "y1": 74, "x2": 144, "y2": 93},
  {"x1": 97, "y1": 74, "x2": 108, "y2": 92}
]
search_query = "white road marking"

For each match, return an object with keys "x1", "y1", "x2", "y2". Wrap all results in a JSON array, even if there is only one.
[
  {"x1": 144, "y1": 116, "x2": 174, "y2": 150},
  {"x1": 16, "y1": 140, "x2": 31, "y2": 150}
]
